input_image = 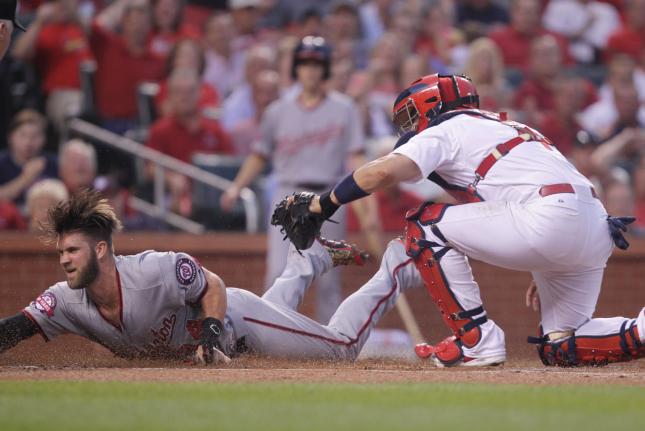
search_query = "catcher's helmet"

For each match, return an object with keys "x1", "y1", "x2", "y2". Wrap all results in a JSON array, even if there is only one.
[
  {"x1": 292, "y1": 35, "x2": 332, "y2": 80},
  {"x1": 392, "y1": 74, "x2": 479, "y2": 134}
]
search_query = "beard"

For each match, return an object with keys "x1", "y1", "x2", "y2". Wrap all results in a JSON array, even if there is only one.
[{"x1": 68, "y1": 249, "x2": 100, "y2": 290}]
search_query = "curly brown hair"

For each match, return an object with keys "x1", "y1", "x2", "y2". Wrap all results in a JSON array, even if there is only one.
[{"x1": 41, "y1": 189, "x2": 122, "y2": 249}]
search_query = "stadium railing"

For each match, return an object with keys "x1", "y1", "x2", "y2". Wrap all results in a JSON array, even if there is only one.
[{"x1": 66, "y1": 118, "x2": 260, "y2": 234}]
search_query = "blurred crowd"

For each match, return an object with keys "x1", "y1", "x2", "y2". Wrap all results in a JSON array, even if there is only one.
[{"x1": 0, "y1": 0, "x2": 643, "y2": 235}]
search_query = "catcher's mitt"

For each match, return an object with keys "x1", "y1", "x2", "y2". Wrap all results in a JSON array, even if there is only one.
[{"x1": 271, "y1": 192, "x2": 325, "y2": 251}]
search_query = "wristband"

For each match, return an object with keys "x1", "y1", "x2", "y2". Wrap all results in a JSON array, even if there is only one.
[
  {"x1": 333, "y1": 172, "x2": 370, "y2": 204},
  {"x1": 201, "y1": 317, "x2": 223, "y2": 341},
  {"x1": 319, "y1": 191, "x2": 340, "y2": 220}
]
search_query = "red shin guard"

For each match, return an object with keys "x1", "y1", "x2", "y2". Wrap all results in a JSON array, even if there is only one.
[{"x1": 405, "y1": 202, "x2": 486, "y2": 348}]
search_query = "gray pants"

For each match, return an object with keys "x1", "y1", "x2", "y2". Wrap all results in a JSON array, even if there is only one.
[
  {"x1": 267, "y1": 184, "x2": 347, "y2": 323},
  {"x1": 225, "y1": 239, "x2": 423, "y2": 360}
]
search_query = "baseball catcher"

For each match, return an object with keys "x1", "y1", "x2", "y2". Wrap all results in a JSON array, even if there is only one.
[{"x1": 277, "y1": 72, "x2": 645, "y2": 367}]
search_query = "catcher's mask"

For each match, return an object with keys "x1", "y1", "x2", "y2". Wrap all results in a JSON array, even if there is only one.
[
  {"x1": 392, "y1": 74, "x2": 479, "y2": 134},
  {"x1": 292, "y1": 35, "x2": 332, "y2": 80}
]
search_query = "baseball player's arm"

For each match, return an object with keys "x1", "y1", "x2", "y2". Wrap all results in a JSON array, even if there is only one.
[
  {"x1": 311, "y1": 154, "x2": 422, "y2": 215},
  {"x1": 0, "y1": 313, "x2": 39, "y2": 353},
  {"x1": 220, "y1": 152, "x2": 268, "y2": 211},
  {"x1": 347, "y1": 152, "x2": 385, "y2": 258},
  {"x1": 199, "y1": 268, "x2": 227, "y2": 321},
  {"x1": 195, "y1": 268, "x2": 231, "y2": 364},
  {"x1": 349, "y1": 154, "x2": 422, "y2": 196}
]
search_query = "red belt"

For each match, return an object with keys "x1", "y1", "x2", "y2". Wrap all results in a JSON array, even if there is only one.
[{"x1": 539, "y1": 183, "x2": 598, "y2": 198}]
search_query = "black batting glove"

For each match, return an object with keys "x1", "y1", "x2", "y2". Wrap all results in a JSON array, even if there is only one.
[{"x1": 200, "y1": 317, "x2": 224, "y2": 364}]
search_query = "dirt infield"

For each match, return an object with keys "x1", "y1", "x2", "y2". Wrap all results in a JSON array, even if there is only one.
[{"x1": 1, "y1": 355, "x2": 644, "y2": 386}]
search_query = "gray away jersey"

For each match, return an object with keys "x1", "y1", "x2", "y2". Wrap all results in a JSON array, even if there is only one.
[
  {"x1": 23, "y1": 251, "x2": 214, "y2": 360},
  {"x1": 253, "y1": 91, "x2": 365, "y2": 186}
]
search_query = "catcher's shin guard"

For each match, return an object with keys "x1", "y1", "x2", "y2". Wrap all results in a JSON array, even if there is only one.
[
  {"x1": 404, "y1": 202, "x2": 487, "y2": 348},
  {"x1": 528, "y1": 321, "x2": 645, "y2": 366}
]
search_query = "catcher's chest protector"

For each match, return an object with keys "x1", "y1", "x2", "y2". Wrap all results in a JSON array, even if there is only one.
[{"x1": 403, "y1": 201, "x2": 487, "y2": 348}]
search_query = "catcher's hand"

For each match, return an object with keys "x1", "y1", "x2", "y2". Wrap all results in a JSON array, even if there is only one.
[
  {"x1": 271, "y1": 192, "x2": 325, "y2": 251},
  {"x1": 196, "y1": 317, "x2": 231, "y2": 365}
]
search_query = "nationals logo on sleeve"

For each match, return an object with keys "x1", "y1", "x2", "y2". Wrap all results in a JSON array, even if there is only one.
[
  {"x1": 31, "y1": 292, "x2": 57, "y2": 317},
  {"x1": 175, "y1": 257, "x2": 197, "y2": 286}
]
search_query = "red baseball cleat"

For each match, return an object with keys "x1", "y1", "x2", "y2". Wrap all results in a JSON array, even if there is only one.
[{"x1": 417, "y1": 336, "x2": 506, "y2": 367}]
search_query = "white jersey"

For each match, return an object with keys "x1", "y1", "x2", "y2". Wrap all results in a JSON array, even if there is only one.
[
  {"x1": 393, "y1": 112, "x2": 593, "y2": 203},
  {"x1": 23, "y1": 251, "x2": 236, "y2": 360}
]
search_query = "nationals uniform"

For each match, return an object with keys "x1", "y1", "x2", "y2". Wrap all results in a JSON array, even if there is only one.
[
  {"x1": 24, "y1": 241, "x2": 422, "y2": 361},
  {"x1": 254, "y1": 90, "x2": 365, "y2": 323},
  {"x1": 393, "y1": 109, "x2": 645, "y2": 362}
]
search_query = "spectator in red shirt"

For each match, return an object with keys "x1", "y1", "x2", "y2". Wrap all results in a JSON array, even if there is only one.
[
  {"x1": 538, "y1": 76, "x2": 587, "y2": 156},
  {"x1": 155, "y1": 38, "x2": 219, "y2": 118},
  {"x1": 149, "y1": 0, "x2": 201, "y2": 59},
  {"x1": 605, "y1": 0, "x2": 645, "y2": 62},
  {"x1": 12, "y1": 0, "x2": 93, "y2": 134},
  {"x1": 0, "y1": 200, "x2": 26, "y2": 230},
  {"x1": 489, "y1": 0, "x2": 571, "y2": 70},
  {"x1": 90, "y1": 0, "x2": 165, "y2": 134},
  {"x1": 145, "y1": 68, "x2": 233, "y2": 216},
  {"x1": 513, "y1": 35, "x2": 597, "y2": 125},
  {"x1": 147, "y1": 69, "x2": 233, "y2": 162}
]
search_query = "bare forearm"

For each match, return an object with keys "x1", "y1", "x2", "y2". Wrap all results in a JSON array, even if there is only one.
[
  {"x1": 12, "y1": 21, "x2": 43, "y2": 60},
  {"x1": 200, "y1": 270, "x2": 227, "y2": 321},
  {"x1": 590, "y1": 129, "x2": 635, "y2": 173},
  {"x1": 331, "y1": 154, "x2": 420, "y2": 204},
  {"x1": 96, "y1": 0, "x2": 128, "y2": 31},
  {"x1": 0, "y1": 175, "x2": 32, "y2": 201},
  {"x1": 232, "y1": 153, "x2": 267, "y2": 191}
]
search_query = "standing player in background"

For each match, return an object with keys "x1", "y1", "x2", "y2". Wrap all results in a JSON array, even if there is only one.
[
  {"x1": 0, "y1": 0, "x2": 25, "y2": 61},
  {"x1": 289, "y1": 73, "x2": 645, "y2": 367},
  {"x1": 221, "y1": 36, "x2": 381, "y2": 323},
  {"x1": 0, "y1": 190, "x2": 427, "y2": 362}
]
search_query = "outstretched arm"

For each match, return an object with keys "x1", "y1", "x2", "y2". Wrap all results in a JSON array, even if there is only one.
[
  {"x1": 195, "y1": 268, "x2": 230, "y2": 364},
  {"x1": 0, "y1": 313, "x2": 39, "y2": 354},
  {"x1": 311, "y1": 153, "x2": 422, "y2": 214},
  {"x1": 200, "y1": 269, "x2": 227, "y2": 322}
]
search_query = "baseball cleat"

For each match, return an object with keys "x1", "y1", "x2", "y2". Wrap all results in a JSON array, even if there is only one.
[
  {"x1": 318, "y1": 237, "x2": 370, "y2": 267},
  {"x1": 415, "y1": 337, "x2": 506, "y2": 367}
]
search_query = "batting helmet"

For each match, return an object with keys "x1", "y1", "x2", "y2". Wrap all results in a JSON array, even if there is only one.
[
  {"x1": 392, "y1": 74, "x2": 479, "y2": 134},
  {"x1": 291, "y1": 36, "x2": 332, "y2": 80}
]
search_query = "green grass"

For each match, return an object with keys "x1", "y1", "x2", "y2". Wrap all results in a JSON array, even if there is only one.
[{"x1": 0, "y1": 381, "x2": 642, "y2": 431}]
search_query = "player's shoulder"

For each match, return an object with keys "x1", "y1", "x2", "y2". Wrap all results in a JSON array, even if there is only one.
[
  {"x1": 33, "y1": 281, "x2": 86, "y2": 313},
  {"x1": 115, "y1": 250, "x2": 167, "y2": 290},
  {"x1": 116, "y1": 250, "x2": 199, "y2": 290}
]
